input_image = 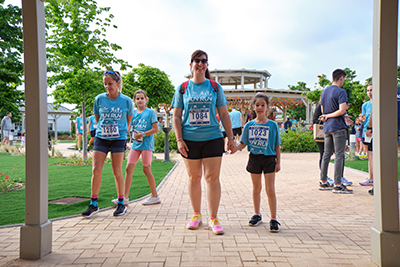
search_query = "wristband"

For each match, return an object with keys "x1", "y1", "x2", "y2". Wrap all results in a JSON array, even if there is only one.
[
  {"x1": 142, "y1": 131, "x2": 146, "y2": 137},
  {"x1": 177, "y1": 138, "x2": 183, "y2": 141},
  {"x1": 367, "y1": 127, "x2": 372, "y2": 130},
  {"x1": 228, "y1": 136, "x2": 234, "y2": 140}
]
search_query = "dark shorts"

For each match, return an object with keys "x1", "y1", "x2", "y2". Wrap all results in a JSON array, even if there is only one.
[
  {"x1": 90, "y1": 130, "x2": 96, "y2": 138},
  {"x1": 93, "y1": 137, "x2": 126, "y2": 154},
  {"x1": 221, "y1": 131, "x2": 227, "y2": 138},
  {"x1": 182, "y1": 138, "x2": 224, "y2": 160},
  {"x1": 246, "y1": 153, "x2": 277, "y2": 174},
  {"x1": 362, "y1": 138, "x2": 373, "y2": 151},
  {"x1": 233, "y1": 127, "x2": 242, "y2": 136}
]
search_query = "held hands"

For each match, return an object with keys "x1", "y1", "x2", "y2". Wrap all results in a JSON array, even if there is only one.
[{"x1": 226, "y1": 139, "x2": 237, "y2": 154}]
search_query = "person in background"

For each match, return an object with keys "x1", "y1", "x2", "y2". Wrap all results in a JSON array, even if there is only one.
[
  {"x1": 290, "y1": 116, "x2": 297, "y2": 131},
  {"x1": 359, "y1": 84, "x2": 373, "y2": 187},
  {"x1": 230, "y1": 106, "x2": 243, "y2": 144},
  {"x1": 1, "y1": 112, "x2": 12, "y2": 146},
  {"x1": 157, "y1": 117, "x2": 163, "y2": 131},
  {"x1": 318, "y1": 69, "x2": 353, "y2": 194},
  {"x1": 75, "y1": 114, "x2": 84, "y2": 152},
  {"x1": 87, "y1": 114, "x2": 98, "y2": 151},
  {"x1": 283, "y1": 117, "x2": 292, "y2": 133}
]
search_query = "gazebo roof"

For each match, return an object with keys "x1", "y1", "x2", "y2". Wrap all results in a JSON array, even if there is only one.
[{"x1": 210, "y1": 69, "x2": 271, "y2": 87}]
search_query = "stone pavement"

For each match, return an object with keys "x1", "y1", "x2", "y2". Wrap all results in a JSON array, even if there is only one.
[{"x1": 0, "y1": 150, "x2": 381, "y2": 266}]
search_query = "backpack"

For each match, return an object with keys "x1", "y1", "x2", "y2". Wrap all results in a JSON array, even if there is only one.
[{"x1": 180, "y1": 79, "x2": 219, "y2": 94}]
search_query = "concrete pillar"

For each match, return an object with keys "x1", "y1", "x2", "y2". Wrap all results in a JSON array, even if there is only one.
[
  {"x1": 260, "y1": 76, "x2": 263, "y2": 89},
  {"x1": 371, "y1": 0, "x2": 400, "y2": 266},
  {"x1": 241, "y1": 73, "x2": 244, "y2": 89},
  {"x1": 20, "y1": 0, "x2": 52, "y2": 259},
  {"x1": 215, "y1": 75, "x2": 218, "y2": 83}
]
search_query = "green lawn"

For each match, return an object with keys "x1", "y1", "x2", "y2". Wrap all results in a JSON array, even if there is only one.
[
  {"x1": 344, "y1": 158, "x2": 400, "y2": 181},
  {"x1": 0, "y1": 153, "x2": 175, "y2": 226}
]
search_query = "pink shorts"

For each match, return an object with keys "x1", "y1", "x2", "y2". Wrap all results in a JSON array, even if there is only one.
[
  {"x1": 356, "y1": 137, "x2": 361, "y2": 142},
  {"x1": 127, "y1": 149, "x2": 153, "y2": 166}
]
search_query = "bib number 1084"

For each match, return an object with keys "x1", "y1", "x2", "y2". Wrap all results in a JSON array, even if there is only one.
[{"x1": 189, "y1": 108, "x2": 210, "y2": 126}]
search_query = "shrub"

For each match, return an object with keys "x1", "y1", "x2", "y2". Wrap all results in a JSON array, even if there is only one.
[
  {"x1": 154, "y1": 129, "x2": 177, "y2": 153},
  {"x1": 281, "y1": 129, "x2": 318, "y2": 153}
]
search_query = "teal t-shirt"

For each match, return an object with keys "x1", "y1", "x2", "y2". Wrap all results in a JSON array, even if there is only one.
[
  {"x1": 171, "y1": 79, "x2": 228, "y2": 141},
  {"x1": 88, "y1": 115, "x2": 98, "y2": 132},
  {"x1": 130, "y1": 107, "x2": 157, "y2": 151},
  {"x1": 240, "y1": 119, "x2": 281, "y2": 156},
  {"x1": 362, "y1": 101, "x2": 372, "y2": 137},
  {"x1": 93, "y1": 92, "x2": 134, "y2": 140},
  {"x1": 230, "y1": 110, "x2": 242, "y2": 128}
]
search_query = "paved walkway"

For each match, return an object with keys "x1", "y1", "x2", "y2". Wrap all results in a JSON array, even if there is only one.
[{"x1": 0, "y1": 149, "x2": 381, "y2": 266}]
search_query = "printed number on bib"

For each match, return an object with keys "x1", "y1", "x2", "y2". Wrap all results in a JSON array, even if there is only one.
[
  {"x1": 249, "y1": 125, "x2": 269, "y2": 141},
  {"x1": 101, "y1": 123, "x2": 120, "y2": 138},
  {"x1": 189, "y1": 108, "x2": 210, "y2": 126}
]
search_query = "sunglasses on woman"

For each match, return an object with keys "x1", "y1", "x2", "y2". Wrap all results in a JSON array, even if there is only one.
[{"x1": 193, "y1": 58, "x2": 208, "y2": 64}]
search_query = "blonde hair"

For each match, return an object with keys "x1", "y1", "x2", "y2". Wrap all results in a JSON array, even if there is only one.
[{"x1": 103, "y1": 70, "x2": 123, "y2": 92}]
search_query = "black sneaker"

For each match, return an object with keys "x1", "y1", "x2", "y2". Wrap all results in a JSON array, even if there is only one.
[
  {"x1": 270, "y1": 219, "x2": 281, "y2": 233},
  {"x1": 368, "y1": 188, "x2": 374, "y2": 195},
  {"x1": 113, "y1": 203, "x2": 127, "y2": 216},
  {"x1": 81, "y1": 204, "x2": 99, "y2": 218},
  {"x1": 332, "y1": 184, "x2": 353, "y2": 194},
  {"x1": 249, "y1": 214, "x2": 262, "y2": 226},
  {"x1": 318, "y1": 181, "x2": 333, "y2": 190}
]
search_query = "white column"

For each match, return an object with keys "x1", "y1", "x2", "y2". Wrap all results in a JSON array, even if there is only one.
[
  {"x1": 241, "y1": 73, "x2": 244, "y2": 89},
  {"x1": 260, "y1": 76, "x2": 263, "y2": 89},
  {"x1": 20, "y1": 0, "x2": 52, "y2": 259},
  {"x1": 215, "y1": 75, "x2": 218, "y2": 83},
  {"x1": 371, "y1": 0, "x2": 400, "y2": 266}
]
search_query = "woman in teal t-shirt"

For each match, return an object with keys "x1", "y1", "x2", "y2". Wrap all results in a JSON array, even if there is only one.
[
  {"x1": 81, "y1": 70, "x2": 133, "y2": 219},
  {"x1": 171, "y1": 50, "x2": 235, "y2": 235}
]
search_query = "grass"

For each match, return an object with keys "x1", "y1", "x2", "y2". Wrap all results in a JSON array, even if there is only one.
[
  {"x1": 0, "y1": 153, "x2": 175, "y2": 226},
  {"x1": 344, "y1": 158, "x2": 400, "y2": 181}
]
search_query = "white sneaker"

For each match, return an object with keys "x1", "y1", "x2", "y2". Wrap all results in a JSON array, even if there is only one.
[
  {"x1": 111, "y1": 197, "x2": 129, "y2": 206},
  {"x1": 142, "y1": 195, "x2": 161, "y2": 205},
  {"x1": 359, "y1": 178, "x2": 373, "y2": 186}
]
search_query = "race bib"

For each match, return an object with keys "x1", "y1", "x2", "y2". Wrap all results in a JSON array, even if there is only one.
[
  {"x1": 249, "y1": 125, "x2": 269, "y2": 142},
  {"x1": 101, "y1": 123, "x2": 120, "y2": 138},
  {"x1": 93, "y1": 124, "x2": 98, "y2": 129},
  {"x1": 189, "y1": 108, "x2": 210, "y2": 126}
]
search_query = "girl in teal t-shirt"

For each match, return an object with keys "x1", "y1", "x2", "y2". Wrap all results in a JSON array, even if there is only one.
[
  {"x1": 237, "y1": 93, "x2": 282, "y2": 232},
  {"x1": 113, "y1": 90, "x2": 160, "y2": 207}
]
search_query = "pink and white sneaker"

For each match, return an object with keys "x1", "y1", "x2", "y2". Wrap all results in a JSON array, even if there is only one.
[
  {"x1": 187, "y1": 213, "x2": 202, "y2": 230},
  {"x1": 208, "y1": 218, "x2": 224, "y2": 235}
]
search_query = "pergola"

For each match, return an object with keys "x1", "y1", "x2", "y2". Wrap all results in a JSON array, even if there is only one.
[
  {"x1": 19, "y1": 1, "x2": 400, "y2": 266},
  {"x1": 210, "y1": 69, "x2": 309, "y2": 122}
]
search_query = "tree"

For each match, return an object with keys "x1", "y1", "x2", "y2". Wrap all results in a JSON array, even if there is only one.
[
  {"x1": 46, "y1": 0, "x2": 129, "y2": 157},
  {"x1": 123, "y1": 63, "x2": 175, "y2": 108},
  {"x1": 286, "y1": 81, "x2": 310, "y2": 120},
  {"x1": 0, "y1": 1, "x2": 24, "y2": 121}
]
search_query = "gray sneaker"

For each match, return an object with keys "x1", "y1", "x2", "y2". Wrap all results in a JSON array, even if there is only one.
[
  {"x1": 332, "y1": 185, "x2": 353, "y2": 194},
  {"x1": 319, "y1": 181, "x2": 333, "y2": 190},
  {"x1": 142, "y1": 195, "x2": 161, "y2": 205}
]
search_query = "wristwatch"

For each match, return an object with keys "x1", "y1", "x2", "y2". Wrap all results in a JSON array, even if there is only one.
[{"x1": 142, "y1": 132, "x2": 146, "y2": 137}]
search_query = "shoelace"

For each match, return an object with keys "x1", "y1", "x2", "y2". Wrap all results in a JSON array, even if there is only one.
[
  {"x1": 190, "y1": 214, "x2": 201, "y2": 221},
  {"x1": 210, "y1": 218, "x2": 221, "y2": 226}
]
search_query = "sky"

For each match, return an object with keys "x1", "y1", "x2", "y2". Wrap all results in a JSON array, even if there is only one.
[{"x1": 7, "y1": 0, "x2": 400, "y2": 107}]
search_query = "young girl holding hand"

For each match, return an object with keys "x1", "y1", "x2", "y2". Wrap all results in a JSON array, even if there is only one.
[{"x1": 236, "y1": 93, "x2": 282, "y2": 232}]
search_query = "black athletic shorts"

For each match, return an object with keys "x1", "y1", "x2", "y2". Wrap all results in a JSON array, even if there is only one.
[
  {"x1": 362, "y1": 138, "x2": 373, "y2": 151},
  {"x1": 221, "y1": 131, "x2": 227, "y2": 138},
  {"x1": 246, "y1": 153, "x2": 276, "y2": 174},
  {"x1": 182, "y1": 137, "x2": 224, "y2": 159},
  {"x1": 90, "y1": 130, "x2": 96, "y2": 138},
  {"x1": 93, "y1": 137, "x2": 126, "y2": 154},
  {"x1": 233, "y1": 127, "x2": 242, "y2": 136}
]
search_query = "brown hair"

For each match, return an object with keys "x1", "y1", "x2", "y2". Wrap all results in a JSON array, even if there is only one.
[
  {"x1": 103, "y1": 70, "x2": 123, "y2": 92},
  {"x1": 190, "y1": 50, "x2": 210, "y2": 79},
  {"x1": 251, "y1": 93, "x2": 270, "y2": 119},
  {"x1": 134, "y1": 89, "x2": 148, "y2": 100}
]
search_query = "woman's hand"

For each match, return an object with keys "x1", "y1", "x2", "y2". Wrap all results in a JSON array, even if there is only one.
[
  {"x1": 177, "y1": 139, "x2": 189, "y2": 157},
  {"x1": 226, "y1": 139, "x2": 236, "y2": 154},
  {"x1": 133, "y1": 130, "x2": 143, "y2": 140}
]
